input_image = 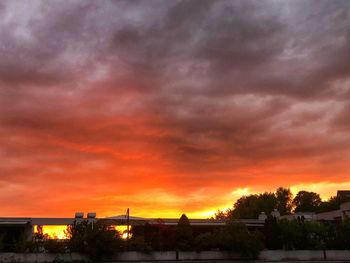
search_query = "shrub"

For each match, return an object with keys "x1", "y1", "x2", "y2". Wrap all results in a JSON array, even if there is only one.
[
  {"x1": 194, "y1": 232, "x2": 216, "y2": 251},
  {"x1": 0, "y1": 234, "x2": 4, "y2": 252},
  {"x1": 66, "y1": 220, "x2": 122, "y2": 261},
  {"x1": 128, "y1": 236, "x2": 152, "y2": 253},
  {"x1": 329, "y1": 219, "x2": 350, "y2": 249},
  {"x1": 216, "y1": 223, "x2": 264, "y2": 259},
  {"x1": 44, "y1": 239, "x2": 67, "y2": 253},
  {"x1": 278, "y1": 219, "x2": 327, "y2": 250},
  {"x1": 263, "y1": 215, "x2": 282, "y2": 249},
  {"x1": 13, "y1": 232, "x2": 30, "y2": 253}
]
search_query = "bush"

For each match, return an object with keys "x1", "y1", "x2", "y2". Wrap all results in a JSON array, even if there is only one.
[
  {"x1": 0, "y1": 234, "x2": 4, "y2": 252},
  {"x1": 194, "y1": 232, "x2": 216, "y2": 251},
  {"x1": 44, "y1": 239, "x2": 67, "y2": 253},
  {"x1": 128, "y1": 236, "x2": 152, "y2": 252},
  {"x1": 66, "y1": 220, "x2": 122, "y2": 261},
  {"x1": 328, "y1": 219, "x2": 350, "y2": 249},
  {"x1": 216, "y1": 223, "x2": 264, "y2": 259},
  {"x1": 13, "y1": 232, "x2": 31, "y2": 253},
  {"x1": 278, "y1": 219, "x2": 327, "y2": 250},
  {"x1": 144, "y1": 223, "x2": 176, "y2": 251},
  {"x1": 263, "y1": 216, "x2": 282, "y2": 249},
  {"x1": 303, "y1": 221, "x2": 327, "y2": 249}
]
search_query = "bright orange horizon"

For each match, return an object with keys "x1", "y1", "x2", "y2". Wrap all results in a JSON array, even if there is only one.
[{"x1": 1, "y1": 1, "x2": 350, "y2": 219}]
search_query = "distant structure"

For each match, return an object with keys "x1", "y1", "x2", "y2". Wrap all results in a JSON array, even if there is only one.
[
  {"x1": 317, "y1": 202, "x2": 350, "y2": 221},
  {"x1": 337, "y1": 190, "x2": 350, "y2": 200},
  {"x1": 0, "y1": 213, "x2": 264, "y2": 246},
  {"x1": 0, "y1": 190, "x2": 349, "y2": 246},
  {"x1": 258, "y1": 212, "x2": 267, "y2": 221},
  {"x1": 280, "y1": 190, "x2": 350, "y2": 222},
  {"x1": 271, "y1": 209, "x2": 281, "y2": 218}
]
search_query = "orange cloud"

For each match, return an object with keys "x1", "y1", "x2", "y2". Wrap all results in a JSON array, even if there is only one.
[{"x1": 1, "y1": 0, "x2": 350, "y2": 219}]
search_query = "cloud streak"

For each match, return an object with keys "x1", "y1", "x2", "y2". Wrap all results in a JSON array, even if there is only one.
[{"x1": 1, "y1": 0, "x2": 350, "y2": 217}]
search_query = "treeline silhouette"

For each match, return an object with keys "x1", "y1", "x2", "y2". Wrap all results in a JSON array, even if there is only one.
[
  {"x1": 1, "y1": 187, "x2": 350, "y2": 261},
  {"x1": 214, "y1": 187, "x2": 350, "y2": 220},
  {"x1": 1, "y1": 214, "x2": 264, "y2": 260}
]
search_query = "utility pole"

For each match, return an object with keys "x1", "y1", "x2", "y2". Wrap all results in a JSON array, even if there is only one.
[{"x1": 126, "y1": 208, "x2": 130, "y2": 250}]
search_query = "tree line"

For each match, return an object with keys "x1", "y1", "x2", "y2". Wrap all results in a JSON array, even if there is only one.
[
  {"x1": 215, "y1": 187, "x2": 350, "y2": 220},
  {"x1": 1, "y1": 187, "x2": 350, "y2": 261}
]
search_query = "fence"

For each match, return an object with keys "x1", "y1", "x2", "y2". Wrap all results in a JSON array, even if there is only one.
[{"x1": 1, "y1": 250, "x2": 350, "y2": 262}]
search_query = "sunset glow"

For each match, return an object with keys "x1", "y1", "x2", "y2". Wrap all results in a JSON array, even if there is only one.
[
  {"x1": 34, "y1": 225, "x2": 68, "y2": 240},
  {"x1": 112, "y1": 225, "x2": 132, "y2": 240},
  {"x1": 1, "y1": 0, "x2": 350, "y2": 218}
]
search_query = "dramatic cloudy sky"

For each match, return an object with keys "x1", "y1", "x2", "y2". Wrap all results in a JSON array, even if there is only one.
[{"x1": 1, "y1": 0, "x2": 350, "y2": 218}]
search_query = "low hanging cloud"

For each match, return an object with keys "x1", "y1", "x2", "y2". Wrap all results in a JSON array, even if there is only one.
[{"x1": 1, "y1": 0, "x2": 350, "y2": 217}]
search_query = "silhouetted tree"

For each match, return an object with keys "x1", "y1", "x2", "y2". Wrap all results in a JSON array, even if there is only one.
[
  {"x1": 276, "y1": 187, "x2": 293, "y2": 215},
  {"x1": 293, "y1": 191, "x2": 322, "y2": 212},
  {"x1": 214, "y1": 209, "x2": 228, "y2": 220},
  {"x1": 176, "y1": 214, "x2": 193, "y2": 251},
  {"x1": 230, "y1": 192, "x2": 277, "y2": 219},
  {"x1": 66, "y1": 220, "x2": 122, "y2": 261},
  {"x1": 263, "y1": 215, "x2": 282, "y2": 249},
  {"x1": 317, "y1": 194, "x2": 350, "y2": 213}
]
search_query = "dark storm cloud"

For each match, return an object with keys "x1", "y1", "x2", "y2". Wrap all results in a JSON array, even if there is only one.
[{"x1": 1, "y1": 0, "x2": 350, "y2": 216}]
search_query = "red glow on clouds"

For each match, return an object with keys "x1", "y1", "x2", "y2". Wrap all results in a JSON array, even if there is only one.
[{"x1": 1, "y1": 1, "x2": 350, "y2": 218}]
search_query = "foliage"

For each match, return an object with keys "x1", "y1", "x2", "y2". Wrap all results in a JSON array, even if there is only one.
[
  {"x1": 293, "y1": 191, "x2": 322, "y2": 212},
  {"x1": 176, "y1": 214, "x2": 193, "y2": 251},
  {"x1": 66, "y1": 221, "x2": 88, "y2": 253},
  {"x1": 229, "y1": 192, "x2": 277, "y2": 219},
  {"x1": 0, "y1": 234, "x2": 4, "y2": 252},
  {"x1": 143, "y1": 222, "x2": 176, "y2": 251},
  {"x1": 66, "y1": 220, "x2": 122, "y2": 261},
  {"x1": 327, "y1": 219, "x2": 350, "y2": 249},
  {"x1": 44, "y1": 239, "x2": 67, "y2": 253},
  {"x1": 29, "y1": 225, "x2": 49, "y2": 252},
  {"x1": 264, "y1": 218, "x2": 350, "y2": 250},
  {"x1": 278, "y1": 218, "x2": 327, "y2": 249},
  {"x1": 13, "y1": 232, "x2": 30, "y2": 253},
  {"x1": 276, "y1": 187, "x2": 293, "y2": 215},
  {"x1": 278, "y1": 219, "x2": 302, "y2": 249},
  {"x1": 219, "y1": 187, "x2": 345, "y2": 220},
  {"x1": 225, "y1": 187, "x2": 293, "y2": 220},
  {"x1": 128, "y1": 236, "x2": 152, "y2": 252},
  {"x1": 263, "y1": 215, "x2": 282, "y2": 249},
  {"x1": 194, "y1": 232, "x2": 216, "y2": 251},
  {"x1": 216, "y1": 223, "x2": 264, "y2": 259},
  {"x1": 318, "y1": 194, "x2": 350, "y2": 213},
  {"x1": 194, "y1": 224, "x2": 264, "y2": 258},
  {"x1": 213, "y1": 209, "x2": 228, "y2": 220},
  {"x1": 34, "y1": 225, "x2": 49, "y2": 240}
]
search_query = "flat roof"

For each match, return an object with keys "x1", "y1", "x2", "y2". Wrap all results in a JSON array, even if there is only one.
[{"x1": 0, "y1": 217, "x2": 264, "y2": 227}]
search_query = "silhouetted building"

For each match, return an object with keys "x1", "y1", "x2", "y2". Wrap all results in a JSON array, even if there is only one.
[{"x1": 337, "y1": 190, "x2": 350, "y2": 200}]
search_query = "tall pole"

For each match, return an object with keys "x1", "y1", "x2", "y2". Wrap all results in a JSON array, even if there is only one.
[{"x1": 126, "y1": 208, "x2": 130, "y2": 250}]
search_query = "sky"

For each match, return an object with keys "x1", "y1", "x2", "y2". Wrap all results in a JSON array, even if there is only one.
[{"x1": 1, "y1": 0, "x2": 350, "y2": 218}]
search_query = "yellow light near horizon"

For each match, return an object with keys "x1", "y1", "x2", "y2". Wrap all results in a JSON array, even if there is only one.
[
  {"x1": 34, "y1": 225, "x2": 68, "y2": 240},
  {"x1": 112, "y1": 225, "x2": 132, "y2": 239}
]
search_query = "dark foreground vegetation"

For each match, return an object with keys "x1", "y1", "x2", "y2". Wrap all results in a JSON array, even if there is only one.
[
  {"x1": 1, "y1": 216, "x2": 350, "y2": 261},
  {"x1": 0, "y1": 187, "x2": 350, "y2": 262}
]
